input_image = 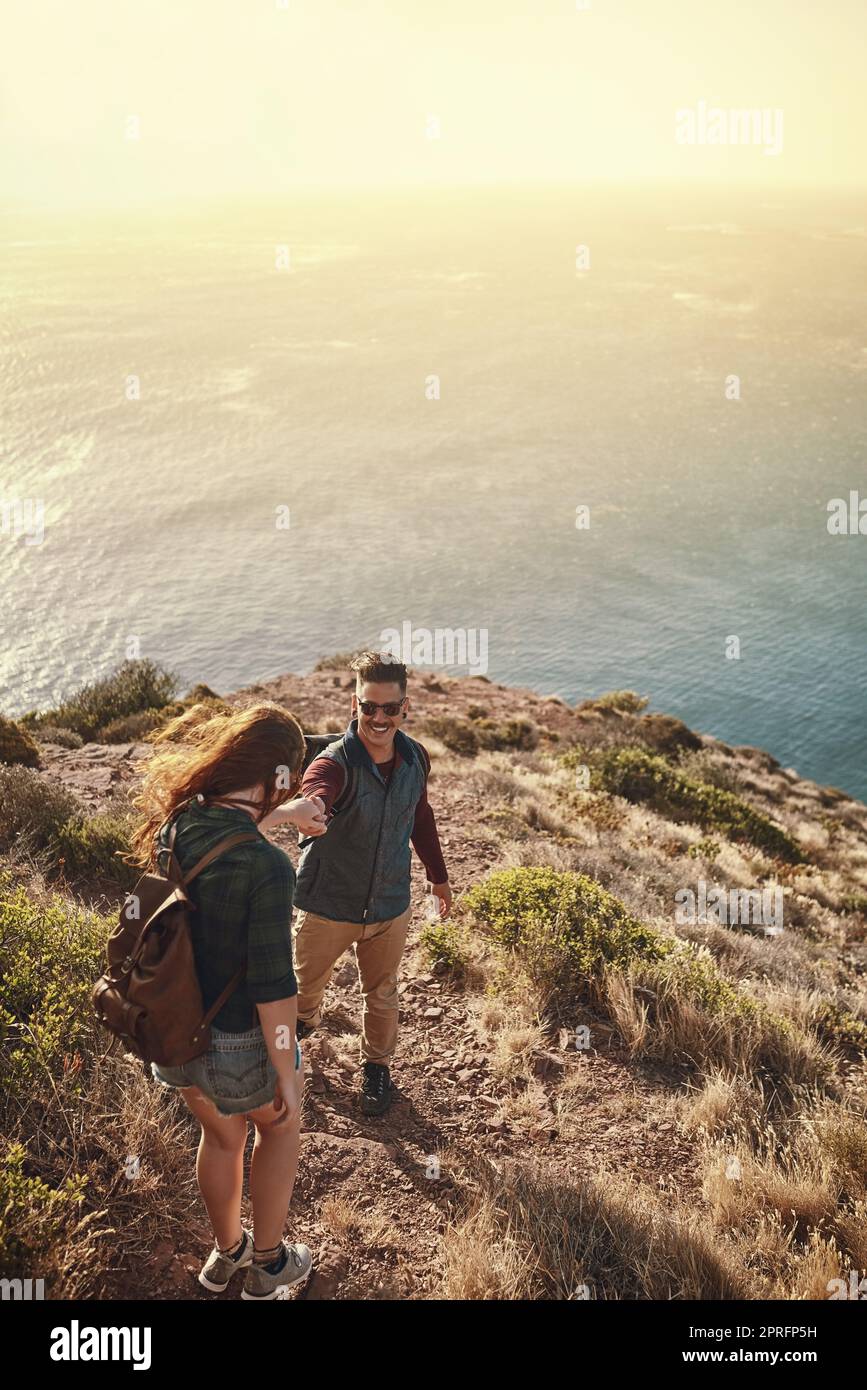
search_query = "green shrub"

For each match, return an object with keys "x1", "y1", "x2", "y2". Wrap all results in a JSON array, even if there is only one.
[
  {"x1": 0, "y1": 765, "x2": 79, "y2": 854},
  {"x1": 313, "y1": 651, "x2": 362, "y2": 671},
  {"x1": 33, "y1": 725, "x2": 83, "y2": 750},
  {"x1": 0, "y1": 879, "x2": 101, "y2": 1278},
  {"x1": 423, "y1": 714, "x2": 539, "y2": 757},
  {"x1": 585, "y1": 691, "x2": 649, "y2": 714},
  {"x1": 0, "y1": 766, "x2": 134, "y2": 886},
  {"x1": 677, "y1": 748, "x2": 742, "y2": 792},
  {"x1": 422, "y1": 716, "x2": 480, "y2": 757},
  {"x1": 420, "y1": 918, "x2": 469, "y2": 975},
  {"x1": 0, "y1": 1142, "x2": 88, "y2": 1277},
  {"x1": 0, "y1": 715, "x2": 41, "y2": 768},
  {"x1": 26, "y1": 659, "x2": 178, "y2": 742},
  {"x1": 810, "y1": 1000, "x2": 867, "y2": 1057},
  {"x1": 647, "y1": 944, "x2": 759, "y2": 1022},
  {"x1": 475, "y1": 718, "x2": 539, "y2": 752},
  {"x1": 634, "y1": 713, "x2": 701, "y2": 756},
  {"x1": 461, "y1": 867, "x2": 795, "y2": 1061},
  {"x1": 0, "y1": 871, "x2": 108, "y2": 1089},
  {"x1": 594, "y1": 747, "x2": 804, "y2": 863},
  {"x1": 96, "y1": 708, "x2": 165, "y2": 743},
  {"x1": 466, "y1": 704, "x2": 489, "y2": 720},
  {"x1": 463, "y1": 866, "x2": 670, "y2": 984},
  {"x1": 53, "y1": 814, "x2": 135, "y2": 888},
  {"x1": 688, "y1": 838, "x2": 722, "y2": 861}
]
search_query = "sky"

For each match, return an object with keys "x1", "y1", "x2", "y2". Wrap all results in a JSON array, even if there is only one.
[{"x1": 1, "y1": 0, "x2": 865, "y2": 206}]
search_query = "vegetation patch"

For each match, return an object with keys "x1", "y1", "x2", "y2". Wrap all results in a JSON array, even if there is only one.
[
  {"x1": 578, "y1": 690, "x2": 649, "y2": 715},
  {"x1": 439, "y1": 1153, "x2": 747, "y2": 1300},
  {"x1": 21, "y1": 660, "x2": 179, "y2": 743},
  {"x1": 0, "y1": 715, "x2": 41, "y2": 769},
  {"x1": 0, "y1": 872, "x2": 107, "y2": 1093},
  {"x1": 462, "y1": 866, "x2": 668, "y2": 982},
  {"x1": 0, "y1": 766, "x2": 133, "y2": 887},
  {"x1": 568, "y1": 746, "x2": 804, "y2": 863},
  {"x1": 420, "y1": 918, "x2": 470, "y2": 976},
  {"x1": 421, "y1": 714, "x2": 540, "y2": 757},
  {"x1": 809, "y1": 1000, "x2": 867, "y2": 1058},
  {"x1": 32, "y1": 725, "x2": 83, "y2": 750}
]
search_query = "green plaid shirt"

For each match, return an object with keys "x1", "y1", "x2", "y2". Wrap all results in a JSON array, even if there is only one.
[{"x1": 157, "y1": 802, "x2": 297, "y2": 1033}]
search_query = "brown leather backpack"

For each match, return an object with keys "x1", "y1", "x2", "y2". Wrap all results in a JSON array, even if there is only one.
[{"x1": 92, "y1": 824, "x2": 258, "y2": 1067}]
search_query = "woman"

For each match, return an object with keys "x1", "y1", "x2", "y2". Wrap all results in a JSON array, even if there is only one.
[{"x1": 131, "y1": 701, "x2": 327, "y2": 1300}]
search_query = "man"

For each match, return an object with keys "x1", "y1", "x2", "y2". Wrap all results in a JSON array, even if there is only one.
[{"x1": 292, "y1": 651, "x2": 451, "y2": 1115}]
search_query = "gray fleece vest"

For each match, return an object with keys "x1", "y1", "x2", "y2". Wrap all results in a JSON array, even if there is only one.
[{"x1": 294, "y1": 721, "x2": 426, "y2": 925}]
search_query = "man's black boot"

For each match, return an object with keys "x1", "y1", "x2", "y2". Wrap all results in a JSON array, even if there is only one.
[{"x1": 361, "y1": 1062, "x2": 394, "y2": 1116}]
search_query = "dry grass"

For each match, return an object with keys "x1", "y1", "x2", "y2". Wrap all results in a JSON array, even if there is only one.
[
  {"x1": 438, "y1": 1153, "x2": 749, "y2": 1300},
  {"x1": 600, "y1": 959, "x2": 832, "y2": 1088},
  {"x1": 2, "y1": 1045, "x2": 204, "y2": 1298},
  {"x1": 320, "y1": 1196, "x2": 400, "y2": 1249}
]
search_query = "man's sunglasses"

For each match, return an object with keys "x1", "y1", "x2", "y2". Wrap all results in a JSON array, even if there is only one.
[{"x1": 358, "y1": 699, "x2": 406, "y2": 718}]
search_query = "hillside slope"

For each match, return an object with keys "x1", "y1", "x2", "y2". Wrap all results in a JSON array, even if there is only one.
[{"x1": 2, "y1": 666, "x2": 866, "y2": 1299}]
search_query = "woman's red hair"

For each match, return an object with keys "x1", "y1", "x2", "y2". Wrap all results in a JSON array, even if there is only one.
[{"x1": 130, "y1": 701, "x2": 305, "y2": 866}]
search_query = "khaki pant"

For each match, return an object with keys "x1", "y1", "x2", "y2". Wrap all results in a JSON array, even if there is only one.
[{"x1": 292, "y1": 906, "x2": 412, "y2": 1065}]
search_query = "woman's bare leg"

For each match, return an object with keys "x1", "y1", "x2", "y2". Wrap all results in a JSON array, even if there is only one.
[
  {"x1": 246, "y1": 1063, "x2": 303, "y2": 1253},
  {"x1": 180, "y1": 1086, "x2": 248, "y2": 1250}
]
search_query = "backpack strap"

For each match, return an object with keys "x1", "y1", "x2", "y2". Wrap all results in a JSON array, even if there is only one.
[
  {"x1": 417, "y1": 742, "x2": 431, "y2": 779},
  {"x1": 306, "y1": 748, "x2": 356, "y2": 818},
  {"x1": 331, "y1": 759, "x2": 356, "y2": 815},
  {"x1": 129, "y1": 832, "x2": 261, "y2": 959},
  {"x1": 318, "y1": 739, "x2": 424, "y2": 816},
  {"x1": 180, "y1": 831, "x2": 260, "y2": 1044},
  {"x1": 154, "y1": 819, "x2": 183, "y2": 884},
  {"x1": 190, "y1": 963, "x2": 248, "y2": 1048},
  {"x1": 181, "y1": 832, "x2": 259, "y2": 887}
]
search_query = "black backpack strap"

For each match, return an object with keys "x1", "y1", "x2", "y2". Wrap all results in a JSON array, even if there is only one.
[
  {"x1": 162, "y1": 821, "x2": 184, "y2": 885},
  {"x1": 306, "y1": 747, "x2": 356, "y2": 817},
  {"x1": 331, "y1": 760, "x2": 356, "y2": 815}
]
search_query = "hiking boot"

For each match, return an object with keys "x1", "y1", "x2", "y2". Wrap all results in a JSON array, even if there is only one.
[
  {"x1": 198, "y1": 1227, "x2": 253, "y2": 1292},
  {"x1": 241, "y1": 1242, "x2": 313, "y2": 1301},
  {"x1": 361, "y1": 1062, "x2": 394, "y2": 1116}
]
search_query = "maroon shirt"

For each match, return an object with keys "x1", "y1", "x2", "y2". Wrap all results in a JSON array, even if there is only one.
[{"x1": 301, "y1": 742, "x2": 448, "y2": 886}]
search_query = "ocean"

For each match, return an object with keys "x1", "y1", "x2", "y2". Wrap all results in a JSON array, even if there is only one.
[{"x1": 2, "y1": 184, "x2": 866, "y2": 798}]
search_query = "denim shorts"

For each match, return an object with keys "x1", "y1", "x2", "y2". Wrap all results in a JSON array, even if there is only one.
[{"x1": 151, "y1": 1024, "x2": 302, "y2": 1117}]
